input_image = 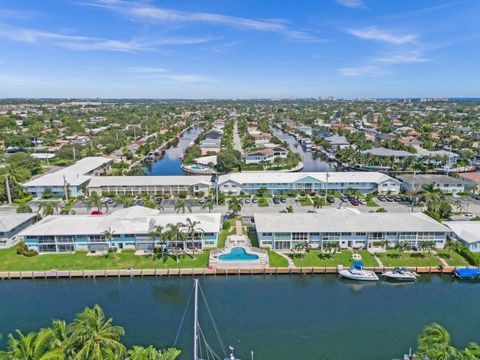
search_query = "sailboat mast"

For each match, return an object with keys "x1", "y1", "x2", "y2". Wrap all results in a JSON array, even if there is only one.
[{"x1": 193, "y1": 279, "x2": 199, "y2": 360}]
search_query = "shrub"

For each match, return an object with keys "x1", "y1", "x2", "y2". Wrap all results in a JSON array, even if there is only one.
[
  {"x1": 16, "y1": 241, "x2": 38, "y2": 257},
  {"x1": 455, "y1": 245, "x2": 480, "y2": 266},
  {"x1": 178, "y1": 190, "x2": 188, "y2": 199},
  {"x1": 121, "y1": 248, "x2": 136, "y2": 253},
  {"x1": 376, "y1": 208, "x2": 387, "y2": 213}
]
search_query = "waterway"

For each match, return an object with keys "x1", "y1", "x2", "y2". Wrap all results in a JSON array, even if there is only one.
[
  {"x1": 144, "y1": 126, "x2": 202, "y2": 176},
  {"x1": 0, "y1": 276, "x2": 478, "y2": 359},
  {"x1": 271, "y1": 126, "x2": 338, "y2": 172}
]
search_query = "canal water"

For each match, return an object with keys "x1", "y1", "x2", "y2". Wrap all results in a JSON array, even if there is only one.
[
  {"x1": 271, "y1": 126, "x2": 338, "y2": 172},
  {"x1": 0, "y1": 276, "x2": 478, "y2": 360},
  {"x1": 144, "y1": 126, "x2": 202, "y2": 176}
]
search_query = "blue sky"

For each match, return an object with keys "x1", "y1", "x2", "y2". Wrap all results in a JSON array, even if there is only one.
[{"x1": 0, "y1": 0, "x2": 479, "y2": 98}]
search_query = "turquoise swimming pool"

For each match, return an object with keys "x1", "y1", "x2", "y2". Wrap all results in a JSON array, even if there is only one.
[
  {"x1": 191, "y1": 165, "x2": 204, "y2": 170},
  {"x1": 219, "y1": 247, "x2": 259, "y2": 261}
]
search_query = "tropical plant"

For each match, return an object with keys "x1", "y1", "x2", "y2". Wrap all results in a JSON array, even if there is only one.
[
  {"x1": 227, "y1": 197, "x2": 243, "y2": 215},
  {"x1": 115, "y1": 195, "x2": 134, "y2": 208},
  {"x1": 184, "y1": 218, "x2": 204, "y2": 259},
  {"x1": 37, "y1": 201, "x2": 58, "y2": 217},
  {"x1": 87, "y1": 192, "x2": 103, "y2": 212},
  {"x1": 2, "y1": 328, "x2": 62, "y2": 360},
  {"x1": 66, "y1": 305, "x2": 126, "y2": 359},
  {"x1": 416, "y1": 323, "x2": 461, "y2": 359},
  {"x1": 16, "y1": 202, "x2": 33, "y2": 213},
  {"x1": 174, "y1": 200, "x2": 191, "y2": 214}
]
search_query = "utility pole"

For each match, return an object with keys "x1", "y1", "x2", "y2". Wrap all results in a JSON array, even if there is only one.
[
  {"x1": 411, "y1": 171, "x2": 416, "y2": 212},
  {"x1": 63, "y1": 175, "x2": 69, "y2": 202},
  {"x1": 324, "y1": 172, "x2": 330, "y2": 205},
  {"x1": 4, "y1": 175, "x2": 12, "y2": 205}
]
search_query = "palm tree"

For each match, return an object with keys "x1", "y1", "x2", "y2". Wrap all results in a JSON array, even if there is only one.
[
  {"x1": 38, "y1": 201, "x2": 58, "y2": 217},
  {"x1": 127, "y1": 345, "x2": 162, "y2": 359},
  {"x1": 416, "y1": 323, "x2": 461, "y2": 359},
  {"x1": 159, "y1": 348, "x2": 181, "y2": 360},
  {"x1": 67, "y1": 305, "x2": 125, "y2": 360},
  {"x1": 184, "y1": 218, "x2": 204, "y2": 259},
  {"x1": 165, "y1": 223, "x2": 183, "y2": 262},
  {"x1": 102, "y1": 228, "x2": 117, "y2": 258},
  {"x1": 174, "y1": 200, "x2": 191, "y2": 214},
  {"x1": 227, "y1": 198, "x2": 243, "y2": 215},
  {"x1": 312, "y1": 195, "x2": 323, "y2": 209},
  {"x1": 5, "y1": 328, "x2": 62, "y2": 360},
  {"x1": 87, "y1": 192, "x2": 103, "y2": 213},
  {"x1": 115, "y1": 195, "x2": 133, "y2": 208},
  {"x1": 17, "y1": 202, "x2": 33, "y2": 213},
  {"x1": 201, "y1": 197, "x2": 214, "y2": 213},
  {"x1": 380, "y1": 239, "x2": 390, "y2": 251},
  {"x1": 149, "y1": 225, "x2": 165, "y2": 258}
]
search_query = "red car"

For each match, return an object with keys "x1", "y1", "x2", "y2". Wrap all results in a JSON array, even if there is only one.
[{"x1": 90, "y1": 210, "x2": 103, "y2": 215}]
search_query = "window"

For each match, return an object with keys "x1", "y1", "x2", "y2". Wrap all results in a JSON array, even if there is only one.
[
  {"x1": 262, "y1": 232, "x2": 273, "y2": 237},
  {"x1": 275, "y1": 233, "x2": 290, "y2": 240},
  {"x1": 292, "y1": 233, "x2": 308, "y2": 241}
]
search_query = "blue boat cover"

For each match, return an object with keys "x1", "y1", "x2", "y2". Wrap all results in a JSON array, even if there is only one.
[
  {"x1": 455, "y1": 268, "x2": 480, "y2": 278},
  {"x1": 353, "y1": 261, "x2": 364, "y2": 268}
]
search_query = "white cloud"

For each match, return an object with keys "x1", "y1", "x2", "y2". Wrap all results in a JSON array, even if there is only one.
[
  {"x1": 348, "y1": 26, "x2": 417, "y2": 44},
  {"x1": 338, "y1": 65, "x2": 386, "y2": 77},
  {"x1": 0, "y1": 23, "x2": 213, "y2": 52},
  {"x1": 335, "y1": 0, "x2": 366, "y2": 9},
  {"x1": 376, "y1": 52, "x2": 430, "y2": 64},
  {"x1": 121, "y1": 66, "x2": 213, "y2": 83},
  {"x1": 82, "y1": 0, "x2": 319, "y2": 42}
]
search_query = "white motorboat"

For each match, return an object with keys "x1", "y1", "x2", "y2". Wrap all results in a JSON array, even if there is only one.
[
  {"x1": 382, "y1": 267, "x2": 418, "y2": 282},
  {"x1": 338, "y1": 261, "x2": 379, "y2": 281}
]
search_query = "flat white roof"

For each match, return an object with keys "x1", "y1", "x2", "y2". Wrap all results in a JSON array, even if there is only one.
[
  {"x1": 88, "y1": 175, "x2": 212, "y2": 188},
  {"x1": 23, "y1": 157, "x2": 111, "y2": 188},
  {"x1": 219, "y1": 171, "x2": 398, "y2": 185},
  {"x1": 254, "y1": 209, "x2": 450, "y2": 233},
  {"x1": 443, "y1": 221, "x2": 480, "y2": 244},
  {"x1": 0, "y1": 214, "x2": 36, "y2": 232},
  {"x1": 20, "y1": 208, "x2": 222, "y2": 236}
]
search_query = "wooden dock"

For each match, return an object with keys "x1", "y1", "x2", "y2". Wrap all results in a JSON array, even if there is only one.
[{"x1": 0, "y1": 266, "x2": 459, "y2": 280}]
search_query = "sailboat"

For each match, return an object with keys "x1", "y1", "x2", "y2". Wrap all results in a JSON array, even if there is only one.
[{"x1": 190, "y1": 279, "x2": 250, "y2": 360}]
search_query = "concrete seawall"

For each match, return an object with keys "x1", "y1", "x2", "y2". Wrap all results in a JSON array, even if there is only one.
[{"x1": 0, "y1": 266, "x2": 462, "y2": 280}]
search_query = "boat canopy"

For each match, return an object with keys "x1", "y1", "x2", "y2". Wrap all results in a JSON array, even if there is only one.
[
  {"x1": 353, "y1": 261, "x2": 364, "y2": 268},
  {"x1": 455, "y1": 268, "x2": 480, "y2": 278}
]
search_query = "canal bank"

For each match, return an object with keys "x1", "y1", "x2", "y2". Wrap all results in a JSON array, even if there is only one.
[
  {"x1": 144, "y1": 126, "x2": 202, "y2": 176},
  {"x1": 271, "y1": 126, "x2": 339, "y2": 172},
  {"x1": 0, "y1": 275, "x2": 478, "y2": 360}
]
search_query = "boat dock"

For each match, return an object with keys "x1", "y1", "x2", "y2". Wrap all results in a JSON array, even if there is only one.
[{"x1": 0, "y1": 266, "x2": 464, "y2": 280}]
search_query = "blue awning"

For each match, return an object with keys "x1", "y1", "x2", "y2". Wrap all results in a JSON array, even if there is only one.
[{"x1": 353, "y1": 261, "x2": 364, "y2": 268}]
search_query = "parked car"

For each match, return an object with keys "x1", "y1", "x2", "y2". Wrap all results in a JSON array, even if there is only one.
[
  {"x1": 280, "y1": 197, "x2": 287, "y2": 203},
  {"x1": 340, "y1": 197, "x2": 348, "y2": 203},
  {"x1": 350, "y1": 199, "x2": 360, "y2": 206},
  {"x1": 198, "y1": 198, "x2": 206, "y2": 204},
  {"x1": 101, "y1": 197, "x2": 114, "y2": 204},
  {"x1": 385, "y1": 197, "x2": 394, "y2": 202},
  {"x1": 359, "y1": 199, "x2": 366, "y2": 205},
  {"x1": 273, "y1": 197, "x2": 280, "y2": 204},
  {"x1": 394, "y1": 196, "x2": 402, "y2": 202},
  {"x1": 377, "y1": 197, "x2": 385, "y2": 202},
  {"x1": 252, "y1": 198, "x2": 258, "y2": 204},
  {"x1": 307, "y1": 209, "x2": 317, "y2": 213},
  {"x1": 327, "y1": 196, "x2": 335, "y2": 204},
  {"x1": 90, "y1": 210, "x2": 103, "y2": 215},
  {"x1": 244, "y1": 198, "x2": 250, "y2": 204}
]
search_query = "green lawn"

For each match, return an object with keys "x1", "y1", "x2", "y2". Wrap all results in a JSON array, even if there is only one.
[
  {"x1": 0, "y1": 247, "x2": 210, "y2": 271},
  {"x1": 258, "y1": 198, "x2": 269, "y2": 207},
  {"x1": 267, "y1": 250, "x2": 289, "y2": 267},
  {"x1": 298, "y1": 196, "x2": 313, "y2": 206},
  {"x1": 217, "y1": 228, "x2": 235, "y2": 248},
  {"x1": 289, "y1": 250, "x2": 378, "y2": 267},
  {"x1": 366, "y1": 198, "x2": 378, "y2": 207},
  {"x1": 437, "y1": 250, "x2": 469, "y2": 266},
  {"x1": 376, "y1": 251, "x2": 442, "y2": 267}
]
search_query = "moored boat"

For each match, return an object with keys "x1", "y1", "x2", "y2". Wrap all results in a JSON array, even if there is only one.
[
  {"x1": 382, "y1": 267, "x2": 418, "y2": 282},
  {"x1": 454, "y1": 267, "x2": 480, "y2": 280},
  {"x1": 338, "y1": 261, "x2": 379, "y2": 281}
]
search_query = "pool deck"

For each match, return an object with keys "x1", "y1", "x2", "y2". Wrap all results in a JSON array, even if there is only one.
[{"x1": 209, "y1": 226, "x2": 269, "y2": 269}]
